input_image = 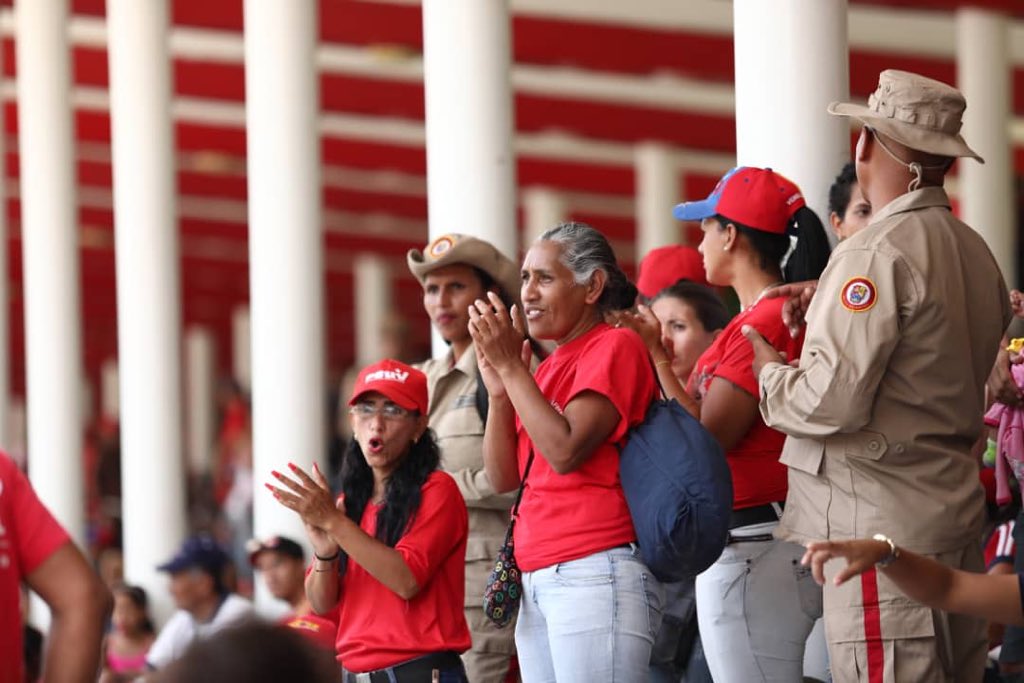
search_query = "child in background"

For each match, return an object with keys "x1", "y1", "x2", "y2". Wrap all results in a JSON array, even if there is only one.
[{"x1": 100, "y1": 584, "x2": 156, "y2": 682}]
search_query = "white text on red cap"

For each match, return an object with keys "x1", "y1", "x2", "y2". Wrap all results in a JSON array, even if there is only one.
[{"x1": 365, "y1": 368, "x2": 409, "y2": 384}]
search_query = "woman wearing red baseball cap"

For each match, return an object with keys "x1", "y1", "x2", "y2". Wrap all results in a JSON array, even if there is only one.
[
  {"x1": 673, "y1": 166, "x2": 832, "y2": 681},
  {"x1": 267, "y1": 359, "x2": 472, "y2": 682}
]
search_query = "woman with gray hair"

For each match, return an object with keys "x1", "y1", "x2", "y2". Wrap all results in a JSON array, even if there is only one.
[{"x1": 469, "y1": 222, "x2": 663, "y2": 682}]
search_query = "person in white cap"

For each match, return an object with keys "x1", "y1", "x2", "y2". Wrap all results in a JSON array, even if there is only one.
[{"x1": 743, "y1": 69, "x2": 1010, "y2": 682}]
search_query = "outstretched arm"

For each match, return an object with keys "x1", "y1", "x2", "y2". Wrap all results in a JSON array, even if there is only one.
[{"x1": 803, "y1": 538, "x2": 1024, "y2": 626}]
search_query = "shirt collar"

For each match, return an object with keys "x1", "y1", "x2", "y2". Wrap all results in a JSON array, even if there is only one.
[
  {"x1": 869, "y1": 186, "x2": 951, "y2": 225},
  {"x1": 452, "y1": 343, "x2": 479, "y2": 377}
]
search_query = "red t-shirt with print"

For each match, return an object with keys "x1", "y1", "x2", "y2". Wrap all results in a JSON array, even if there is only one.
[
  {"x1": 0, "y1": 453, "x2": 71, "y2": 683},
  {"x1": 688, "y1": 297, "x2": 805, "y2": 510},
  {"x1": 280, "y1": 612, "x2": 338, "y2": 651},
  {"x1": 514, "y1": 323, "x2": 657, "y2": 572},
  {"x1": 333, "y1": 470, "x2": 471, "y2": 672}
]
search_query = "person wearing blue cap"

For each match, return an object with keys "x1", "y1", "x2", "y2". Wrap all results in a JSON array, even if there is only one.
[
  {"x1": 671, "y1": 166, "x2": 832, "y2": 682},
  {"x1": 145, "y1": 535, "x2": 254, "y2": 671}
]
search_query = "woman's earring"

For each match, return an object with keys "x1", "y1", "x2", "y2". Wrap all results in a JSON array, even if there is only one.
[{"x1": 723, "y1": 245, "x2": 730, "y2": 252}]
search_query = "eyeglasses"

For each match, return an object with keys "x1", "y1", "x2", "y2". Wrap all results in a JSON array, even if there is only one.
[{"x1": 349, "y1": 402, "x2": 416, "y2": 420}]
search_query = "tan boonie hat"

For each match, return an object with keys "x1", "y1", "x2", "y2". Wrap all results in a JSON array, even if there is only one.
[
  {"x1": 828, "y1": 69, "x2": 984, "y2": 163},
  {"x1": 407, "y1": 233, "x2": 521, "y2": 304}
]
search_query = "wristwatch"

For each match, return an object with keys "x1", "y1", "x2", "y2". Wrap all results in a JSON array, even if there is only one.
[{"x1": 872, "y1": 534, "x2": 900, "y2": 567}]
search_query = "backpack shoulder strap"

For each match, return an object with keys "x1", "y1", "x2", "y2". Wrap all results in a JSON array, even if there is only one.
[{"x1": 475, "y1": 366, "x2": 490, "y2": 424}]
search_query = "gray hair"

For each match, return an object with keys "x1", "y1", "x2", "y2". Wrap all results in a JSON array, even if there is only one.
[{"x1": 537, "y1": 222, "x2": 637, "y2": 312}]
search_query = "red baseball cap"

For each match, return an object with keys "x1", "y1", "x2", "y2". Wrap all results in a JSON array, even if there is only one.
[
  {"x1": 673, "y1": 167, "x2": 805, "y2": 235},
  {"x1": 636, "y1": 246, "x2": 709, "y2": 299},
  {"x1": 348, "y1": 359, "x2": 428, "y2": 414}
]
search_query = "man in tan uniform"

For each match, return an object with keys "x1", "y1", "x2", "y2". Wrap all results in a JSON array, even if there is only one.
[
  {"x1": 744, "y1": 70, "x2": 1011, "y2": 682},
  {"x1": 408, "y1": 234, "x2": 521, "y2": 682}
]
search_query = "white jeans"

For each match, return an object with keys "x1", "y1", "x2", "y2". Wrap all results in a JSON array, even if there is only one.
[
  {"x1": 695, "y1": 521, "x2": 824, "y2": 682},
  {"x1": 516, "y1": 545, "x2": 664, "y2": 683}
]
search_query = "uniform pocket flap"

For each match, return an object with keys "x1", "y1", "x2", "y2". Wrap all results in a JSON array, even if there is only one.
[
  {"x1": 826, "y1": 603, "x2": 935, "y2": 644},
  {"x1": 829, "y1": 430, "x2": 889, "y2": 462},
  {"x1": 780, "y1": 437, "x2": 824, "y2": 475}
]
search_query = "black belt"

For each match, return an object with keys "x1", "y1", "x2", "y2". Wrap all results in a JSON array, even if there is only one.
[
  {"x1": 342, "y1": 651, "x2": 463, "y2": 683},
  {"x1": 729, "y1": 502, "x2": 784, "y2": 530}
]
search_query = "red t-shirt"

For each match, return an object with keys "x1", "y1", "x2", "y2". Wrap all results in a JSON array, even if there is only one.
[
  {"x1": 333, "y1": 470, "x2": 471, "y2": 672},
  {"x1": 514, "y1": 323, "x2": 657, "y2": 572},
  {"x1": 0, "y1": 453, "x2": 71, "y2": 683},
  {"x1": 688, "y1": 297, "x2": 804, "y2": 510},
  {"x1": 281, "y1": 612, "x2": 338, "y2": 651}
]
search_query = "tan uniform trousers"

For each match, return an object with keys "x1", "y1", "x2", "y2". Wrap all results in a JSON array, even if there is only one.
[
  {"x1": 823, "y1": 543, "x2": 986, "y2": 683},
  {"x1": 462, "y1": 606, "x2": 517, "y2": 683}
]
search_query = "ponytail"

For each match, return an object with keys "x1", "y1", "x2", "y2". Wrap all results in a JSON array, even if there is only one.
[
  {"x1": 783, "y1": 206, "x2": 832, "y2": 283},
  {"x1": 721, "y1": 205, "x2": 832, "y2": 285}
]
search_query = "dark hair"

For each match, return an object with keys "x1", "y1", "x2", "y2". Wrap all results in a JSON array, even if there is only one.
[
  {"x1": 828, "y1": 162, "x2": 858, "y2": 217},
  {"x1": 651, "y1": 281, "x2": 731, "y2": 332},
  {"x1": 471, "y1": 267, "x2": 515, "y2": 311},
  {"x1": 538, "y1": 221, "x2": 637, "y2": 313},
  {"x1": 338, "y1": 426, "x2": 440, "y2": 574},
  {"x1": 715, "y1": 206, "x2": 831, "y2": 283},
  {"x1": 113, "y1": 583, "x2": 156, "y2": 635},
  {"x1": 161, "y1": 622, "x2": 338, "y2": 683}
]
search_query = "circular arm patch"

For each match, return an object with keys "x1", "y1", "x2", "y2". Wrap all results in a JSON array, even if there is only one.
[{"x1": 840, "y1": 277, "x2": 877, "y2": 312}]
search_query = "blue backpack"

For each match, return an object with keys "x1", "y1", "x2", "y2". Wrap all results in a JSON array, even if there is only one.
[{"x1": 619, "y1": 398, "x2": 733, "y2": 582}]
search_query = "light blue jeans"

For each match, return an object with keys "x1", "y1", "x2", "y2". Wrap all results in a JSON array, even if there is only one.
[{"x1": 515, "y1": 545, "x2": 664, "y2": 683}]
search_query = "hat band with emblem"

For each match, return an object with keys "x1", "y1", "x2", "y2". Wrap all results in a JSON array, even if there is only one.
[{"x1": 407, "y1": 233, "x2": 521, "y2": 307}]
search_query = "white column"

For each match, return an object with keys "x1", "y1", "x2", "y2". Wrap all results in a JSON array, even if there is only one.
[
  {"x1": 957, "y1": 9, "x2": 1016, "y2": 286},
  {"x1": 733, "y1": 0, "x2": 848, "y2": 236},
  {"x1": 107, "y1": 0, "x2": 186, "y2": 625},
  {"x1": 354, "y1": 255, "x2": 392, "y2": 366},
  {"x1": 100, "y1": 359, "x2": 120, "y2": 423},
  {"x1": 232, "y1": 305, "x2": 251, "y2": 393},
  {"x1": 244, "y1": 0, "x2": 324, "y2": 612},
  {"x1": 422, "y1": 0, "x2": 516, "y2": 356},
  {"x1": 522, "y1": 187, "x2": 567, "y2": 247},
  {"x1": 185, "y1": 327, "x2": 216, "y2": 478},
  {"x1": 15, "y1": 0, "x2": 84, "y2": 544},
  {"x1": 635, "y1": 143, "x2": 682, "y2": 259}
]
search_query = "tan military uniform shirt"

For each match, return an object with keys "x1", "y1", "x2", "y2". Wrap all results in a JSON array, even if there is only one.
[
  {"x1": 417, "y1": 346, "x2": 515, "y2": 608},
  {"x1": 760, "y1": 187, "x2": 1010, "y2": 554}
]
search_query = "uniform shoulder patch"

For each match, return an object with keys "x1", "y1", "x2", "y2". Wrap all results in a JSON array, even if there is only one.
[{"x1": 840, "y1": 277, "x2": 877, "y2": 312}]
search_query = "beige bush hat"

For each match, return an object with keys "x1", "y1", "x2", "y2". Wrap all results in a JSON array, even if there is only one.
[
  {"x1": 828, "y1": 69, "x2": 983, "y2": 163},
  {"x1": 407, "y1": 233, "x2": 521, "y2": 304}
]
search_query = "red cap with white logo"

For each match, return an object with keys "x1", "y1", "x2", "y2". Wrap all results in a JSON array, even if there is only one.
[
  {"x1": 349, "y1": 359, "x2": 429, "y2": 414},
  {"x1": 673, "y1": 167, "x2": 805, "y2": 236}
]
